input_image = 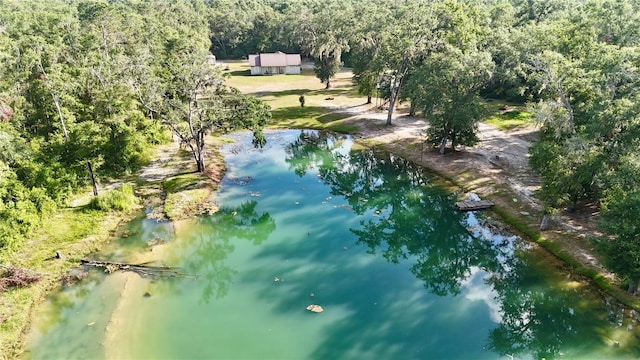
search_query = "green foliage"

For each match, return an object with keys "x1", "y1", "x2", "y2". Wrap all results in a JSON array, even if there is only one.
[
  {"x1": 0, "y1": 163, "x2": 56, "y2": 251},
  {"x1": 411, "y1": 47, "x2": 494, "y2": 153},
  {"x1": 592, "y1": 161, "x2": 640, "y2": 289},
  {"x1": 88, "y1": 184, "x2": 139, "y2": 212},
  {"x1": 313, "y1": 56, "x2": 342, "y2": 88},
  {"x1": 149, "y1": 51, "x2": 271, "y2": 171},
  {"x1": 208, "y1": 0, "x2": 298, "y2": 59},
  {"x1": 350, "y1": 41, "x2": 378, "y2": 103},
  {"x1": 289, "y1": 0, "x2": 352, "y2": 88},
  {"x1": 596, "y1": 188, "x2": 640, "y2": 288},
  {"x1": 530, "y1": 136, "x2": 605, "y2": 208}
]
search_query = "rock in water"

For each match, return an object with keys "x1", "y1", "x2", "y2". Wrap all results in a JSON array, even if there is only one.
[{"x1": 306, "y1": 304, "x2": 323, "y2": 313}]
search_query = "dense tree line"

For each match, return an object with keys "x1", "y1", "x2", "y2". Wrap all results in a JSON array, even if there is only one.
[
  {"x1": 0, "y1": 0, "x2": 269, "y2": 253},
  {"x1": 2, "y1": 0, "x2": 640, "y2": 291},
  {"x1": 208, "y1": 0, "x2": 640, "y2": 292}
]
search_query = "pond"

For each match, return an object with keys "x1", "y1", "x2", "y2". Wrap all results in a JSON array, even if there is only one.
[{"x1": 25, "y1": 130, "x2": 640, "y2": 359}]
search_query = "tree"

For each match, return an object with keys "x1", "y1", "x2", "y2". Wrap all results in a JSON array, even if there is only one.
[
  {"x1": 152, "y1": 56, "x2": 269, "y2": 172},
  {"x1": 350, "y1": 33, "x2": 379, "y2": 104},
  {"x1": 595, "y1": 165, "x2": 640, "y2": 293},
  {"x1": 365, "y1": 0, "x2": 489, "y2": 126},
  {"x1": 207, "y1": 0, "x2": 293, "y2": 59},
  {"x1": 371, "y1": 0, "x2": 444, "y2": 126},
  {"x1": 410, "y1": 46, "x2": 494, "y2": 154},
  {"x1": 513, "y1": 0, "x2": 571, "y2": 25},
  {"x1": 352, "y1": 69, "x2": 377, "y2": 105},
  {"x1": 289, "y1": 0, "x2": 353, "y2": 89},
  {"x1": 527, "y1": 42, "x2": 640, "y2": 210}
]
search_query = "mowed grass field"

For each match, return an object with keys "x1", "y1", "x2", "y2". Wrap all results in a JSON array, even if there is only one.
[
  {"x1": 222, "y1": 59, "x2": 535, "y2": 133},
  {"x1": 223, "y1": 60, "x2": 369, "y2": 133}
]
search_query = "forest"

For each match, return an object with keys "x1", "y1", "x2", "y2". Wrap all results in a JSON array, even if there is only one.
[{"x1": 1, "y1": 0, "x2": 640, "y2": 296}]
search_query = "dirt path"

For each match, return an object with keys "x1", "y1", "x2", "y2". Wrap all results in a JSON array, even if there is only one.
[
  {"x1": 138, "y1": 138, "x2": 193, "y2": 184},
  {"x1": 337, "y1": 105, "x2": 613, "y2": 283},
  {"x1": 135, "y1": 138, "x2": 199, "y2": 220},
  {"x1": 123, "y1": 99, "x2": 614, "y2": 293}
]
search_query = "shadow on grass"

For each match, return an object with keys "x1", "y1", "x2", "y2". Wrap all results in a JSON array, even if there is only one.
[
  {"x1": 230, "y1": 69, "x2": 316, "y2": 77},
  {"x1": 271, "y1": 106, "x2": 353, "y2": 124},
  {"x1": 249, "y1": 87, "x2": 359, "y2": 99},
  {"x1": 229, "y1": 70, "x2": 251, "y2": 77}
]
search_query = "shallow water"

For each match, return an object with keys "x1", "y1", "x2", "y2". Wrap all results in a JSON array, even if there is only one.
[{"x1": 25, "y1": 130, "x2": 640, "y2": 359}]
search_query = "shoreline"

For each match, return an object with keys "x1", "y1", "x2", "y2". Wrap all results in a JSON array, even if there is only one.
[
  {"x1": 339, "y1": 108, "x2": 638, "y2": 310},
  {"x1": 3, "y1": 116, "x2": 637, "y2": 358}
]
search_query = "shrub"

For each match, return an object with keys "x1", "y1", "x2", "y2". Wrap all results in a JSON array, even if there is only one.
[{"x1": 88, "y1": 184, "x2": 139, "y2": 211}]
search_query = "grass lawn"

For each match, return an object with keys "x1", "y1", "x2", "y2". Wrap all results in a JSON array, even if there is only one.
[
  {"x1": 224, "y1": 60, "x2": 536, "y2": 133},
  {"x1": 223, "y1": 60, "x2": 367, "y2": 133},
  {"x1": 483, "y1": 100, "x2": 535, "y2": 131}
]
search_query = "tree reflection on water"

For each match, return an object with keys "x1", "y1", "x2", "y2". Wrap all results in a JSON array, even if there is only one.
[
  {"x1": 284, "y1": 130, "x2": 637, "y2": 359},
  {"x1": 174, "y1": 200, "x2": 276, "y2": 303},
  {"x1": 286, "y1": 131, "x2": 505, "y2": 296}
]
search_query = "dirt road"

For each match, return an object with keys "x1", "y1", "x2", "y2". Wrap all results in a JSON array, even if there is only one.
[{"x1": 338, "y1": 105, "x2": 612, "y2": 282}]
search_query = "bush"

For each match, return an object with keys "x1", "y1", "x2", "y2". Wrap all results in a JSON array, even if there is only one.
[
  {"x1": 88, "y1": 183, "x2": 139, "y2": 211},
  {"x1": 0, "y1": 166, "x2": 57, "y2": 252}
]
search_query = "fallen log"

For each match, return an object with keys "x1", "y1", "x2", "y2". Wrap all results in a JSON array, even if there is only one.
[
  {"x1": 80, "y1": 259, "x2": 194, "y2": 278},
  {"x1": 455, "y1": 199, "x2": 494, "y2": 211}
]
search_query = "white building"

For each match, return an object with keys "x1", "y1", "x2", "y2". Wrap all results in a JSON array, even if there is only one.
[{"x1": 248, "y1": 51, "x2": 301, "y2": 75}]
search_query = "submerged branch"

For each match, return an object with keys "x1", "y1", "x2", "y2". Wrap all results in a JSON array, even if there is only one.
[{"x1": 80, "y1": 259, "x2": 195, "y2": 279}]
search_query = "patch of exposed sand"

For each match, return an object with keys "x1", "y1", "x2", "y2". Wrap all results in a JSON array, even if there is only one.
[
  {"x1": 340, "y1": 105, "x2": 613, "y2": 283},
  {"x1": 102, "y1": 272, "x2": 147, "y2": 360}
]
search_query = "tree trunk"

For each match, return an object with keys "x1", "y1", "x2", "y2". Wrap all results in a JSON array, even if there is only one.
[
  {"x1": 87, "y1": 161, "x2": 98, "y2": 196},
  {"x1": 51, "y1": 93, "x2": 69, "y2": 142},
  {"x1": 366, "y1": 95, "x2": 372, "y2": 104},
  {"x1": 37, "y1": 59, "x2": 69, "y2": 142},
  {"x1": 439, "y1": 127, "x2": 449, "y2": 155},
  {"x1": 386, "y1": 86, "x2": 398, "y2": 126},
  {"x1": 439, "y1": 137, "x2": 447, "y2": 155},
  {"x1": 628, "y1": 279, "x2": 638, "y2": 295},
  {"x1": 196, "y1": 157, "x2": 205, "y2": 172},
  {"x1": 196, "y1": 141, "x2": 205, "y2": 172},
  {"x1": 539, "y1": 214, "x2": 550, "y2": 231},
  {"x1": 325, "y1": 79, "x2": 331, "y2": 89},
  {"x1": 80, "y1": 259, "x2": 190, "y2": 278}
]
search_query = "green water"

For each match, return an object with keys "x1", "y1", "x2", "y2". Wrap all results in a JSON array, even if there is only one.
[{"x1": 25, "y1": 130, "x2": 640, "y2": 359}]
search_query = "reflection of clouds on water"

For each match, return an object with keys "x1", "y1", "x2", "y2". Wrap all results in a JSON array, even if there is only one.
[
  {"x1": 28, "y1": 129, "x2": 640, "y2": 359},
  {"x1": 461, "y1": 267, "x2": 502, "y2": 323},
  {"x1": 386, "y1": 283, "x2": 435, "y2": 319}
]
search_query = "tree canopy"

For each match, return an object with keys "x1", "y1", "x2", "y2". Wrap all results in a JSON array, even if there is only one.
[
  {"x1": 0, "y1": 0, "x2": 269, "y2": 254},
  {"x1": 3, "y1": 0, "x2": 640, "y2": 293}
]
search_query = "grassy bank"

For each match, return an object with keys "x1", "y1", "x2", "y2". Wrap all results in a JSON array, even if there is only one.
[
  {"x1": 0, "y1": 140, "x2": 226, "y2": 359},
  {"x1": 161, "y1": 140, "x2": 226, "y2": 220},
  {"x1": 0, "y1": 199, "x2": 134, "y2": 359}
]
